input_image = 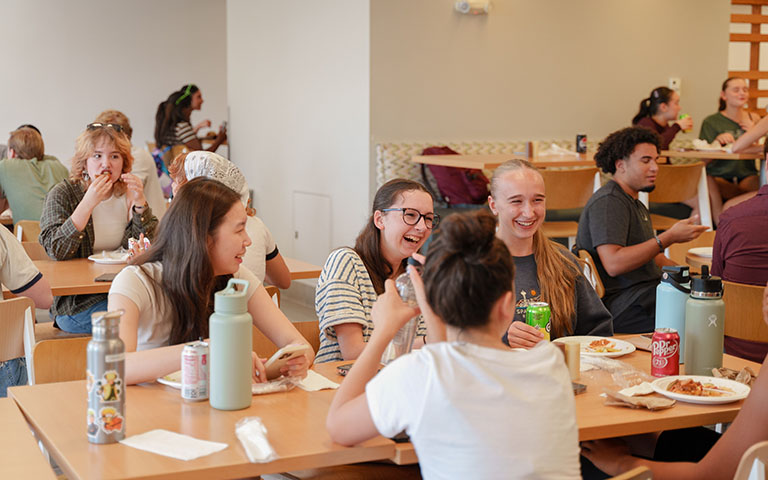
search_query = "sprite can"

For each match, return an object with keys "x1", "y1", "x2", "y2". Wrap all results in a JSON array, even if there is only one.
[{"x1": 526, "y1": 302, "x2": 551, "y2": 341}]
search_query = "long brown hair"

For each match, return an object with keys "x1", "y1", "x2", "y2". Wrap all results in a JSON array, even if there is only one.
[
  {"x1": 354, "y1": 178, "x2": 432, "y2": 295},
  {"x1": 135, "y1": 177, "x2": 240, "y2": 344},
  {"x1": 490, "y1": 160, "x2": 580, "y2": 337}
]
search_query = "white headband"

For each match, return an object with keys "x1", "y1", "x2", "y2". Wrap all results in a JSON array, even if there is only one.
[{"x1": 183, "y1": 151, "x2": 249, "y2": 206}]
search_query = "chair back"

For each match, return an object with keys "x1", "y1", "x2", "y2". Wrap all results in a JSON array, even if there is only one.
[
  {"x1": 734, "y1": 440, "x2": 768, "y2": 480},
  {"x1": 32, "y1": 337, "x2": 90, "y2": 384},
  {"x1": 265, "y1": 285, "x2": 281, "y2": 307},
  {"x1": 723, "y1": 281, "x2": 768, "y2": 343},
  {"x1": 0, "y1": 297, "x2": 35, "y2": 363},
  {"x1": 539, "y1": 167, "x2": 598, "y2": 210},
  {"x1": 21, "y1": 241, "x2": 49, "y2": 261},
  {"x1": 648, "y1": 162, "x2": 703, "y2": 203},
  {"x1": 253, "y1": 321, "x2": 320, "y2": 359},
  {"x1": 577, "y1": 249, "x2": 604, "y2": 298},
  {"x1": 13, "y1": 220, "x2": 41, "y2": 242},
  {"x1": 666, "y1": 230, "x2": 716, "y2": 267},
  {"x1": 608, "y1": 465, "x2": 652, "y2": 480}
]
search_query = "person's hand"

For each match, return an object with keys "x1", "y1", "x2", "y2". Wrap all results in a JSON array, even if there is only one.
[
  {"x1": 506, "y1": 321, "x2": 544, "y2": 348},
  {"x1": 715, "y1": 132, "x2": 735, "y2": 145},
  {"x1": 127, "y1": 234, "x2": 150, "y2": 264},
  {"x1": 121, "y1": 173, "x2": 147, "y2": 209},
  {"x1": 280, "y1": 352, "x2": 309, "y2": 380},
  {"x1": 665, "y1": 215, "x2": 709, "y2": 244},
  {"x1": 371, "y1": 279, "x2": 418, "y2": 341},
  {"x1": 216, "y1": 125, "x2": 227, "y2": 143},
  {"x1": 251, "y1": 352, "x2": 267, "y2": 384},
  {"x1": 82, "y1": 172, "x2": 114, "y2": 208},
  {"x1": 194, "y1": 120, "x2": 212, "y2": 132},
  {"x1": 676, "y1": 116, "x2": 693, "y2": 132},
  {"x1": 581, "y1": 439, "x2": 635, "y2": 476}
]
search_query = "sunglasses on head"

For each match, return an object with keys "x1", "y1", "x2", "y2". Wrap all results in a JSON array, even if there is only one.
[{"x1": 87, "y1": 122, "x2": 124, "y2": 133}]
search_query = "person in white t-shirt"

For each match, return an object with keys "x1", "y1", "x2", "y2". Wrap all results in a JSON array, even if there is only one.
[
  {"x1": 167, "y1": 151, "x2": 290, "y2": 288},
  {"x1": 108, "y1": 178, "x2": 312, "y2": 385},
  {"x1": 326, "y1": 210, "x2": 580, "y2": 480}
]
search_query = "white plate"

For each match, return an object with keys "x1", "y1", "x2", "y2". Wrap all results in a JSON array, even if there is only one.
[
  {"x1": 553, "y1": 336, "x2": 636, "y2": 358},
  {"x1": 687, "y1": 247, "x2": 713, "y2": 258},
  {"x1": 157, "y1": 370, "x2": 182, "y2": 389},
  {"x1": 651, "y1": 375, "x2": 750, "y2": 405},
  {"x1": 88, "y1": 251, "x2": 129, "y2": 264}
]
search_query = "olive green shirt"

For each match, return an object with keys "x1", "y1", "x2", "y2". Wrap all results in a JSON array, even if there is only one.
[
  {"x1": 0, "y1": 155, "x2": 69, "y2": 223},
  {"x1": 699, "y1": 112, "x2": 759, "y2": 180}
]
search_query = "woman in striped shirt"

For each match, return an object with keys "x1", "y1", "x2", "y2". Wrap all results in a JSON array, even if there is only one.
[
  {"x1": 314, "y1": 179, "x2": 438, "y2": 363},
  {"x1": 154, "y1": 84, "x2": 226, "y2": 153}
]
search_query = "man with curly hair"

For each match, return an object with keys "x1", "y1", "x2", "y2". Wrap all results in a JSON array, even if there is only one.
[{"x1": 576, "y1": 127, "x2": 707, "y2": 333}]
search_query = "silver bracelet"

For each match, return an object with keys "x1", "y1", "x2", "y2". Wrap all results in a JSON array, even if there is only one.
[{"x1": 654, "y1": 235, "x2": 664, "y2": 253}]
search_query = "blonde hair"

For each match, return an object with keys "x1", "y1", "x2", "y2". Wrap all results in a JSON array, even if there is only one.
[
  {"x1": 69, "y1": 127, "x2": 133, "y2": 197},
  {"x1": 94, "y1": 109, "x2": 133, "y2": 139},
  {"x1": 490, "y1": 159, "x2": 581, "y2": 337}
]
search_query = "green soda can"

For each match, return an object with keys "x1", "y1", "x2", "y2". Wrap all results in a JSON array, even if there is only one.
[{"x1": 526, "y1": 302, "x2": 551, "y2": 341}]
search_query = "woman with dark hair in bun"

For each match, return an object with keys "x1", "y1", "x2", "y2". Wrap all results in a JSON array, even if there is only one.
[
  {"x1": 326, "y1": 210, "x2": 580, "y2": 479},
  {"x1": 632, "y1": 86, "x2": 693, "y2": 150}
]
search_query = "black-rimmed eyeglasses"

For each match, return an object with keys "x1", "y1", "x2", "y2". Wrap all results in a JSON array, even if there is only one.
[
  {"x1": 87, "y1": 122, "x2": 124, "y2": 133},
  {"x1": 381, "y1": 208, "x2": 440, "y2": 229}
]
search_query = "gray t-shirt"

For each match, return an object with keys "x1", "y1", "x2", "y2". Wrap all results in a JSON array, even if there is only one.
[{"x1": 576, "y1": 180, "x2": 660, "y2": 327}]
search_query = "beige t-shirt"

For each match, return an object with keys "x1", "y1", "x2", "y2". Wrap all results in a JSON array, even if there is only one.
[
  {"x1": 0, "y1": 226, "x2": 41, "y2": 293},
  {"x1": 109, "y1": 262, "x2": 261, "y2": 351}
]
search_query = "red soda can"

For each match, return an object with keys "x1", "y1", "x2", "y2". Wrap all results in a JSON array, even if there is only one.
[
  {"x1": 651, "y1": 328, "x2": 680, "y2": 377},
  {"x1": 181, "y1": 341, "x2": 209, "y2": 401},
  {"x1": 576, "y1": 134, "x2": 587, "y2": 153}
]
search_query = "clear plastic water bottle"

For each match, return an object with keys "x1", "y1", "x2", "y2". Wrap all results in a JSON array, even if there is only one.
[{"x1": 382, "y1": 258, "x2": 422, "y2": 364}]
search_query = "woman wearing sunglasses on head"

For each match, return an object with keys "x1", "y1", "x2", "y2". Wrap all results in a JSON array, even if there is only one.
[
  {"x1": 39, "y1": 124, "x2": 158, "y2": 334},
  {"x1": 315, "y1": 179, "x2": 439, "y2": 363},
  {"x1": 154, "y1": 84, "x2": 226, "y2": 154}
]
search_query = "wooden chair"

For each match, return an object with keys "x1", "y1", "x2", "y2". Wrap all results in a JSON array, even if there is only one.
[
  {"x1": 608, "y1": 466, "x2": 652, "y2": 480},
  {"x1": 734, "y1": 440, "x2": 768, "y2": 480},
  {"x1": 21, "y1": 241, "x2": 49, "y2": 260},
  {"x1": 266, "y1": 285, "x2": 281, "y2": 307},
  {"x1": 576, "y1": 249, "x2": 604, "y2": 298},
  {"x1": 723, "y1": 280, "x2": 768, "y2": 343},
  {"x1": 648, "y1": 162, "x2": 707, "y2": 231},
  {"x1": 0, "y1": 297, "x2": 36, "y2": 383},
  {"x1": 667, "y1": 230, "x2": 716, "y2": 268},
  {"x1": 539, "y1": 167, "x2": 599, "y2": 249},
  {"x1": 253, "y1": 320, "x2": 320, "y2": 359},
  {"x1": 32, "y1": 337, "x2": 90, "y2": 384},
  {"x1": 13, "y1": 220, "x2": 41, "y2": 242}
]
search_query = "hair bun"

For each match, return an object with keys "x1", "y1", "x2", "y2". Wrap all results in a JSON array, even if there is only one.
[{"x1": 437, "y1": 210, "x2": 497, "y2": 256}]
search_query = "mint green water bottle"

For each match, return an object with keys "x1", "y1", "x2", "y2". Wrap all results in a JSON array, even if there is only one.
[
  {"x1": 209, "y1": 278, "x2": 253, "y2": 410},
  {"x1": 684, "y1": 266, "x2": 724, "y2": 376}
]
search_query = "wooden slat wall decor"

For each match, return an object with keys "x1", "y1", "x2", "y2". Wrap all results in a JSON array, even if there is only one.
[{"x1": 729, "y1": 1, "x2": 768, "y2": 110}]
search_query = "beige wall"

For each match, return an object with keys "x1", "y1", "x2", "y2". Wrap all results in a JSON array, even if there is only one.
[{"x1": 371, "y1": 0, "x2": 731, "y2": 144}]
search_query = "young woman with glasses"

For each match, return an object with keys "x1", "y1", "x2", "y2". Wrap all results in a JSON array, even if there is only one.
[
  {"x1": 315, "y1": 178, "x2": 439, "y2": 363},
  {"x1": 39, "y1": 124, "x2": 158, "y2": 334},
  {"x1": 154, "y1": 84, "x2": 226, "y2": 154},
  {"x1": 488, "y1": 160, "x2": 612, "y2": 347}
]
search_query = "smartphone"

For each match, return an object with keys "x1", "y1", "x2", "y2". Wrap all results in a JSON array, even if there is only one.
[
  {"x1": 95, "y1": 273, "x2": 117, "y2": 282},
  {"x1": 572, "y1": 382, "x2": 587, "y2": 395},
  {"x1": 264, "y1": 344, "x2": 311, "y2": 380},
  {"x1": 336, "y1": 363, "x2": 353, "y2": 376}
]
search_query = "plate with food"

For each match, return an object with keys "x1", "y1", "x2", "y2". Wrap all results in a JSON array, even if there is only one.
[
  {"x1": 651, "y1": 375, "x2": 750, "y2": 405},
  {"x1": 687, "y1": 247, "x2": 713, "y2": 258},
  {"x1": 553, "y1": 336, "x2": 636, "y2": 357},
  {"x1": 88, "y1": 250, "x2": 130, "y2": 264}
]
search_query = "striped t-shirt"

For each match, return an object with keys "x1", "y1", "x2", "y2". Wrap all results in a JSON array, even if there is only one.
[{"x1": 314, "y1": 247, "x2": 426, "y2": 363}]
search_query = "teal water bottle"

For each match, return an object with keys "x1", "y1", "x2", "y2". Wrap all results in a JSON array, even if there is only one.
[
  {"x1": 655, "y1": 266, "x2": 690, "y2": 362},
  {"x1": 684, "y1": 266, "x2": 725, "y2": 376},
  {"x1": 209, "y1": 278, "x2": 253, "y2": 410}
]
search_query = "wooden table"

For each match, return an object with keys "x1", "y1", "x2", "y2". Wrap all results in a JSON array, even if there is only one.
[
  {"x1": 661, "y1": 149, "x2": 763, "y2": 161},
  {"x1": 686, "y1": 249, "x2": 713, "y2": 271},
  {"x1": 412, "y1": 152, "x2": 596, "y2": 170},
  {"x1": 285, "y1": 257, "x2": 322, "y2": 280},
  {"x1": 2, "y1": 258, "x2": 124, "y2": 299},
  {"x1": 0, "y1": 397, "x2": 57, "y2": 479},
  {"x1": 10, "y1": 371, "x2": 393, "y2": 480}
]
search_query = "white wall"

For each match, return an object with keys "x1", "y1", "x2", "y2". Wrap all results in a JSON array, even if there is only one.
[
  {"x1": 227, "y1": 0, "x2": 370, "y2": 264},
  {"x1": 0, "y1": 0, "x2": 227, "y2": 166},
  {"x1": 371, "y1": 0, "x2": 731, "y2": 144}
]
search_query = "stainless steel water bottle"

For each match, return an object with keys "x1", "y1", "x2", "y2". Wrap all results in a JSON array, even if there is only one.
[
  {"x1": 655, "y1": 266, "x2": 690, "y2": 362},
  {"x1": 86, "y1": 310, "x2": 126, "y2": 444},
  {"x1": 209, "y1": 278, "x2": 253, "y2": 411},
  {"x1": 684, "y1": 266, "x2": 725, "y2": 376}
]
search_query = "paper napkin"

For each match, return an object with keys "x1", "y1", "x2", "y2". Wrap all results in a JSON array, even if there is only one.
[
  {"x1": 120, "y1": 429, "x2": 227, "y2": 461},
  {"x1": 296, "y1": 370, "x2": 340, "y2": 392}
]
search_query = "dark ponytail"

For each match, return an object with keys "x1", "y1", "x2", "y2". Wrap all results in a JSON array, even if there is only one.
[{"x1": 632, "y1": 87, "x2": 674, "y2": 125}]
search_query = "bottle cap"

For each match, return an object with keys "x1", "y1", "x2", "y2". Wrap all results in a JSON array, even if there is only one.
[
  {"x1": 661, "y1": 265, "x2": 691, "y2": 294},
  {"x1": 689, "y1": 265, "x2": 723, "y2": 298},
  {"x1": 407, "y1": 256, "x2": 423, "y2": 268},
  {"x1": 214, "y1": 278, "x2": 250, "y2": 314}
]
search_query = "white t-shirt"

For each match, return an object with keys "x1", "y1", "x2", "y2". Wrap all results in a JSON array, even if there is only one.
[
  {"x1": 366, "y1": 341, "x2": 580, "y2": 480},
  {"x1": 109, "y1": 262, "x2": 261, "y2": 351},
  {"x1": 130, "y1": 146, "x2": 166, "y2": 220},
  {"x1": 243, "y1": 216, "x2": 277, "y2": 282},
  {"x1": 0, "y1": 226, "x2": 41, "y2": 293},
  {"x1": 91, "y1": 194, "x2": 129, "y2": 252}
]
